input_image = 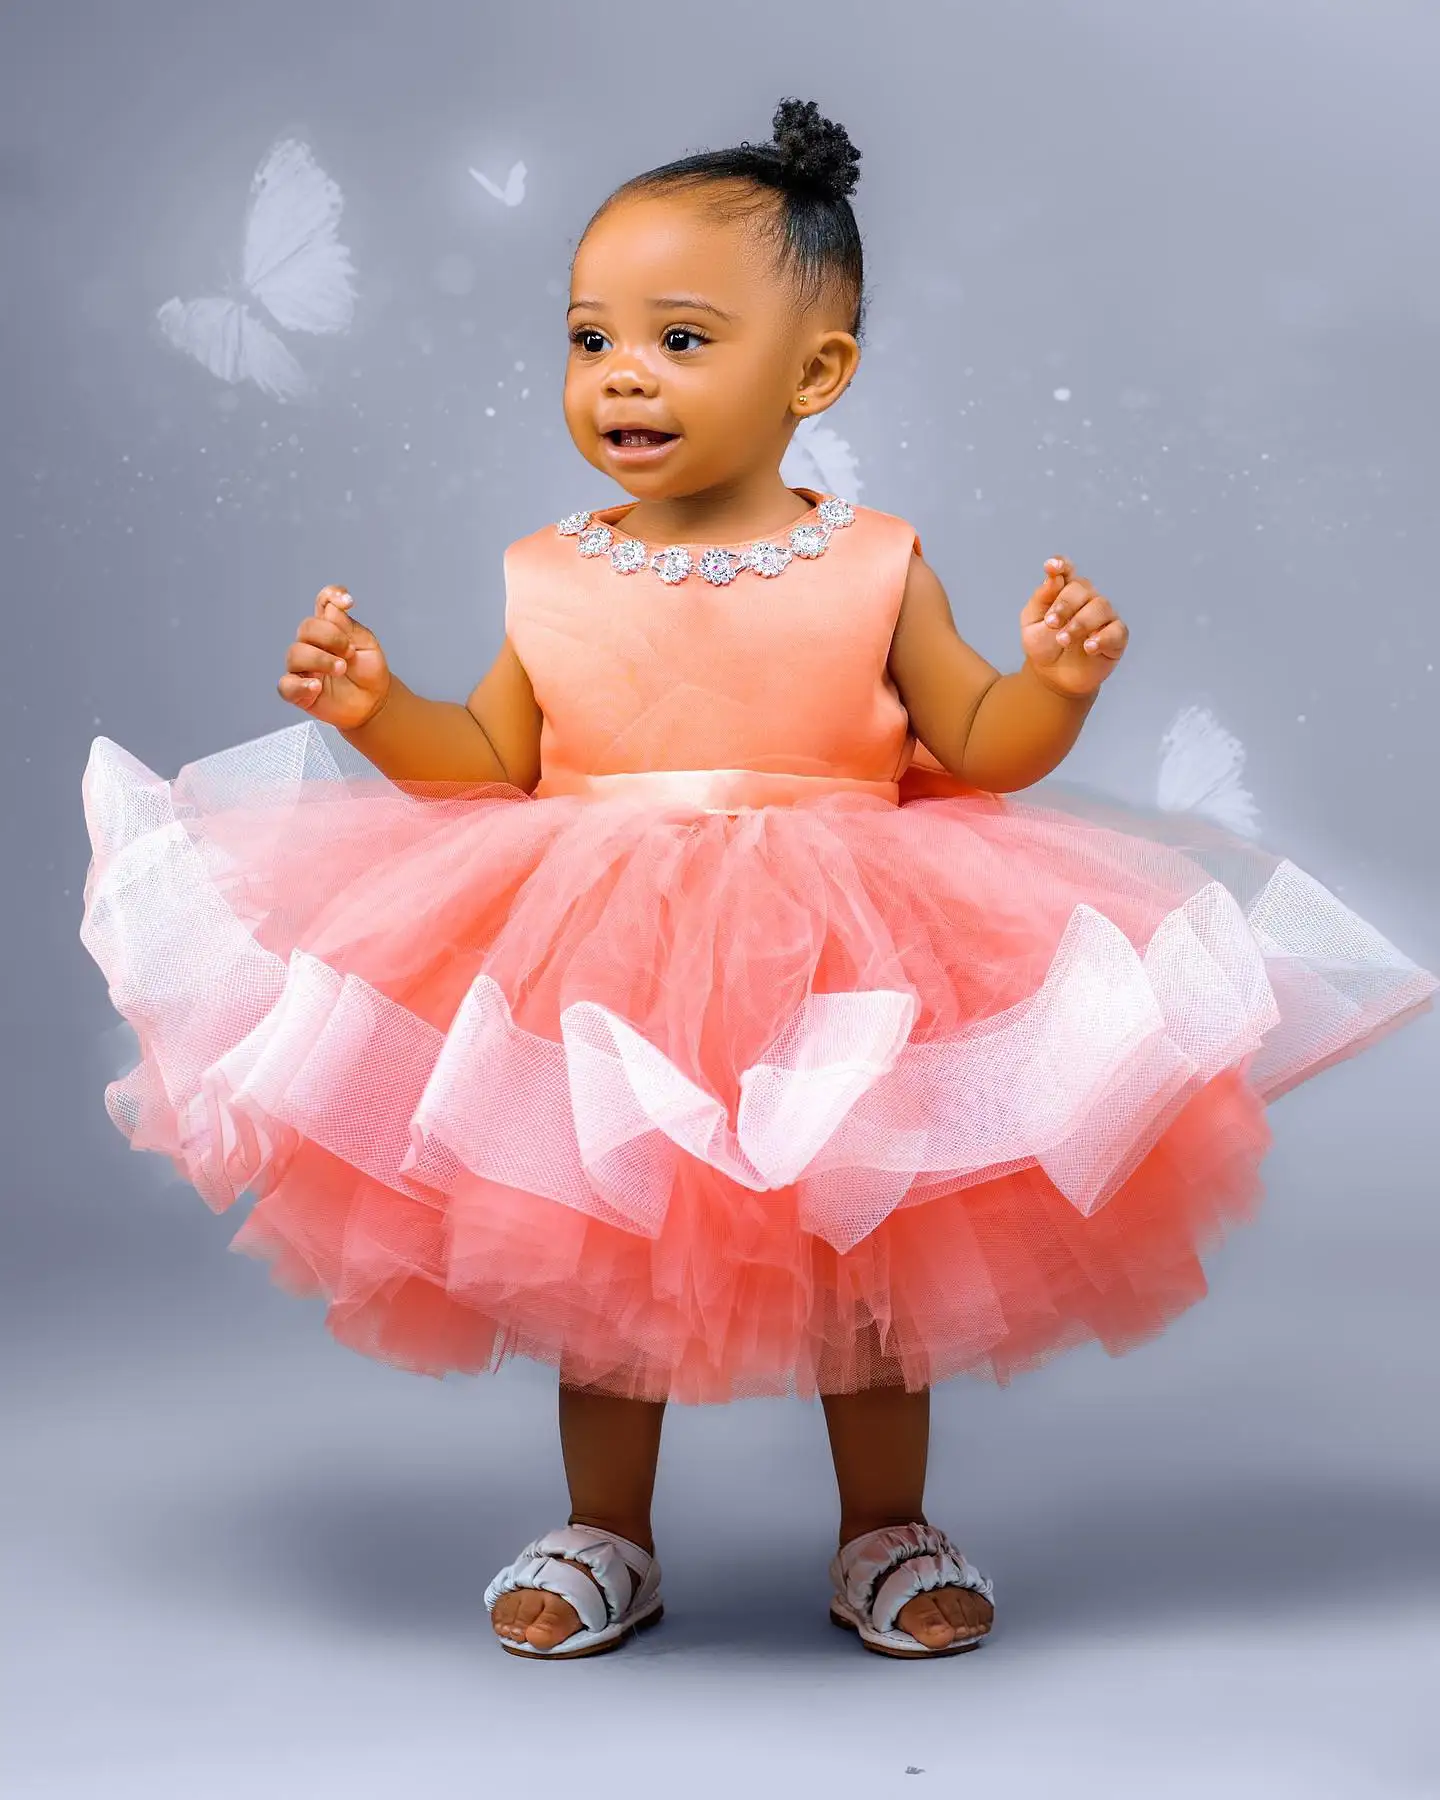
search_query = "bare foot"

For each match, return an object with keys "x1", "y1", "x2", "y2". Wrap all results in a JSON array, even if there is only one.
[
  {"x1": 895, "y1": 1583, "x2": 993, "y2": 1650},
  {"x1": 490, "y1": 1527, "x2": 652, "y2": 1652},
  {"x1": 491, "y1": 1580, "x2": 588, "y2": 1651}
]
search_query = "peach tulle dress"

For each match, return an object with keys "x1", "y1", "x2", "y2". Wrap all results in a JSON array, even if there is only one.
[{"x1": 80, "y1": 490, "x2": 1437, "y2": 1402}]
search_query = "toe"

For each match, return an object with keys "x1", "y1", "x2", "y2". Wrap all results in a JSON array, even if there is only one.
[
  {"x1": 490, "y1": 1587, "x2": 585, "y2": 1649},
  {"x1": 490, "y1": 1592, "x2": 524, "y2": 1641},
  {"x1": 896, "y1": 1586, "x2": 994, "y2": 1649},
  {"x1": 935, "y1": 1586, "x2": 993, "y2": 1642},
  {"x1": 897, "y1": 1593, "x2": 956, "y2": 1648},
  {"x1": 525, "y1": 1592, "x2": 583, "y2": 1648},
  {"x1": 493, "y1": 1588, "x2": 546, "y2": 1643}
]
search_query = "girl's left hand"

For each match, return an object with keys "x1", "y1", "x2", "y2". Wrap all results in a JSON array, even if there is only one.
[{"x1": 1020, "y1": 558, "x2": 1130, "y2": 697}]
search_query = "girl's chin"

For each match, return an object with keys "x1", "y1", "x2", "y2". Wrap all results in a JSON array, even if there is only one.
[{"x1": 576, "y1": 438, "x2": 721, "y2": 502}]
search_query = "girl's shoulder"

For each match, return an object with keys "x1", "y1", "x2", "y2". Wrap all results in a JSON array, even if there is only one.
[
  {"x1": 822, "y1": 497, "x2": 924, "y2": 565},
  {"x1": 503, "y1": 510, "x2": 572, "y2": 563},
  {"x1": 850, "y1": 499, "x2": 923, "y2": 555}
]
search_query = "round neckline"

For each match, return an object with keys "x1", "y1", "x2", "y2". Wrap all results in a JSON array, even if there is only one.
[{"x1": 595, "y1": 487, "x2": 827, "y2": 549}]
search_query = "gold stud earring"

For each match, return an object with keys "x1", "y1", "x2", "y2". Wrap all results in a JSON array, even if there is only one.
[{"x1": 797, "y1": 393, "x2": 809, "y2": 406}]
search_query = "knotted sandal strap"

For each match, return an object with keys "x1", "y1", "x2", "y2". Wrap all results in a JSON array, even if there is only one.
[
  {"x1": 831, "y1": 1522, "x2": 994, "y2": 1634},
  {"x1": 483, "y1": 1524, "x2": 650, "y2": 1634}
]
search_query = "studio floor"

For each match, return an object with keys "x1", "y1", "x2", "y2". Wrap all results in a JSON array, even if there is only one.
[{"x1": 10, "y1": 1079, "x2": 1439, "y2": 1799}]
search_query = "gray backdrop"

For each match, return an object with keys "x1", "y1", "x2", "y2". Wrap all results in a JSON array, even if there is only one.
[{"x1": 4, "y1": 2, "x2": 1438, "y2": 1795}]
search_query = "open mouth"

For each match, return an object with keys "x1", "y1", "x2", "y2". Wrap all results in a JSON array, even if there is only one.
[{"x1": 606, "y1": 429, "x2": 678, "y2": 447}]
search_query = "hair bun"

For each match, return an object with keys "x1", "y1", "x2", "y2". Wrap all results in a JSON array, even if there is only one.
[{"x1": 770, "y1": 98, "x2": 861, "y2": 202}]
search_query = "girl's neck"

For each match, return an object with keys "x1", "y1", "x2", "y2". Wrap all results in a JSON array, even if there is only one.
[{"x1": 616, "y1": 472, "x2": 816, "y2": 547}]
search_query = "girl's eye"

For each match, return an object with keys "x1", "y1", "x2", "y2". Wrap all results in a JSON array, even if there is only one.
[{"x1": 569, "y1": 326, "x2": 708, "y2": 355}]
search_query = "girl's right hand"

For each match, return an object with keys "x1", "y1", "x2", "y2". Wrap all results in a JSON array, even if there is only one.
[{"x1": 278, "y1": 585, "x2": 392, "y2": 730}]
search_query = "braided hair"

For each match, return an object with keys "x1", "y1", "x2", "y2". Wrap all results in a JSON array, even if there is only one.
[{"x1": 595, "y1": 99, "x2": 867, "y2": 339}]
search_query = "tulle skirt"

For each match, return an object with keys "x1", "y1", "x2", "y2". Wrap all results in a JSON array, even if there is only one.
[{"x1": 79, "y1": 722, "x2": 1436, "y2": 1402}]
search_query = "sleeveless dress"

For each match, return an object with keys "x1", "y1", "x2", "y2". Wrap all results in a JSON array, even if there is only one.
[{"x1": 79, "y1": 489, "x2": 1437, "y2": 1402}]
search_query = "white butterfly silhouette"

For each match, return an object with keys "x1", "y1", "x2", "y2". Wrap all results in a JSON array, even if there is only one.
[
  {"x1": 1157, "y1": 705, "x2": 1261, "y2": 838},
  {"x1": 469, "y1": 160, "x2": 527, "y2": 207},
  {"x1": 781, "y1": 419, "x2": 864, "y2": 497},
  {"x1": 155, "y1": 138, "x2": 358, "y2": 403}
]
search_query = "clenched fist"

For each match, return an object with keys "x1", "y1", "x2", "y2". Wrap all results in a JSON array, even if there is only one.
[{"x1": 278, "y1": 585, "x2": 392, "y2": 730}]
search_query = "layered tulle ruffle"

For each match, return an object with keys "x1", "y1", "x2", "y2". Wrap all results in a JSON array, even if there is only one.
[{"x1": 79, "y1": 722, "x2": 1436, "y2": 1401}]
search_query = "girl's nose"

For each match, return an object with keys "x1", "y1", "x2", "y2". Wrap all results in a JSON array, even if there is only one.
[{"x1": 603, "y1": 357, "x2": 659, "y2": 397}]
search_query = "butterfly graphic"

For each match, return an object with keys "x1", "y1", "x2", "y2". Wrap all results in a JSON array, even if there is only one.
[
  {"x1": 469, "y1": 160, "x2": 527, "y2": 207},
  {"x1": 155, "y1": 138, "x2": 358, "y2": 403},
  {"x1": 781, "y1": 419, "x2": 864, "y2": 498},
  {"x1": 1157, "y1": 705, "x2": 1261, "y2": 838}
]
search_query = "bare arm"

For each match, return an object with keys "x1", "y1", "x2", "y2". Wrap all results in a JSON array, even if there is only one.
[
  {"x1": 888, "y1": 553, "x2": 1097, "y2": 794},
  {"x1": 341, "y1": 636, "x2": 543, "y2": 791}
]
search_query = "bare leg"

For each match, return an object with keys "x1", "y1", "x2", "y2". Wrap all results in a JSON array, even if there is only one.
[
  {"x1": 560, "y1": 1382, "x2": 665, "y2": 1552},
  {"x1": 491, "y1": 1383, "x2": 666, "y2": 1649},
  {"x1": 822, "y1": 1384, "x2": 992, "y2": 1649}
]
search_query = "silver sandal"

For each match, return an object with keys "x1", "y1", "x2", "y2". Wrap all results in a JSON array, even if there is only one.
[
  {"x1": 829, "y1": 1522, "x2": 994, "y2": 1658},
  {"x1": 484, "y1": 1524, "x2": 664, "y2": 1660}
]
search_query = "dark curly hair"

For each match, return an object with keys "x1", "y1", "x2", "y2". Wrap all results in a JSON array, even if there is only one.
[{"x1": 591, "y1": 99, "x2": 867, "y2": 339}]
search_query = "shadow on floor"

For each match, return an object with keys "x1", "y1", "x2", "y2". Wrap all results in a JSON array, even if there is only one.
[{"x1": 128, "y1": 1462, "x2": 1440, "y2": 1656}]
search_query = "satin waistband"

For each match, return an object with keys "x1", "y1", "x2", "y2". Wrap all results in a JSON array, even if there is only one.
[{"x1": 533, "y1": 766, "x2": 901, "y2": 813}]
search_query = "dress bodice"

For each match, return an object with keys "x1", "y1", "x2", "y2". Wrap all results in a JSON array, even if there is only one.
[{"x1": 503, "y1": 489, "x2": 923, "y2": 801}]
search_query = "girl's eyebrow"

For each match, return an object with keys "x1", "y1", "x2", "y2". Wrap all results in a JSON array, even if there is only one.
[{"x1": 566, "y1": 294, "x2": 738, "y2": 323}]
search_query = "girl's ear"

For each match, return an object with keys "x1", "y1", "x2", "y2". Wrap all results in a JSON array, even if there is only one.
[{"x1": 792, "y1": 329, "x2": 861, "y2": 417}]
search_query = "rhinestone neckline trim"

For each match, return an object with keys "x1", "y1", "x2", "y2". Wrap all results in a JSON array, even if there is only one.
[{"x1": 556, "y1": 496, "x2": 857, "y2": 586}]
